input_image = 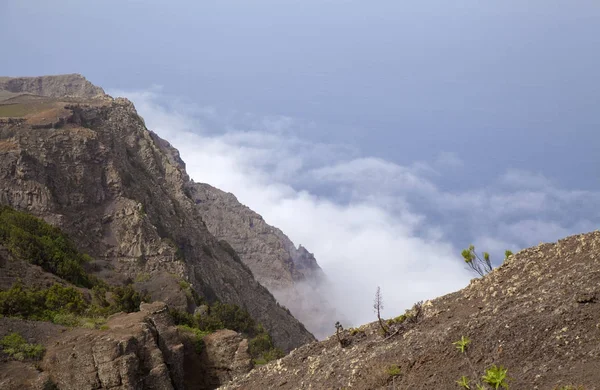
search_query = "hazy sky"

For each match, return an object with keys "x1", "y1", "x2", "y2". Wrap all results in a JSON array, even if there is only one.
[{"x1": 2, "y1": 1, "x2": 599, "y2": 329}]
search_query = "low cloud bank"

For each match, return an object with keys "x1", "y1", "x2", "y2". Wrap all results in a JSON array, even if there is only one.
[{"x1": 113, "y1": 89, "x2": 599, "y2": 334}]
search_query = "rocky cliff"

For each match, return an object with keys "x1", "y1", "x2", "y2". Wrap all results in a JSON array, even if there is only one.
[
  {"x1": 188, "y1": 183, "x2": 341, "y2": 338},
  {"x1": 223, "y1": 231, "x2": 600, "y2": 389},
  {"x1": 0, "y1": 74, "x2": 105, "y2": 100},
  {"x1": 0, "y1": 74, "x2": 314, "y2": 352}
]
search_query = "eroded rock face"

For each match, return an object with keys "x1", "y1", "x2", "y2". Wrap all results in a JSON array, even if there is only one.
[
  {"x1": 189, "y1": 183, "x2": 343, "y2": 339},
  {"x1": 200, "y1": 330, "x2": 252, "y2": 387},
  {"x1": 0, "y1": 76, "x2": 315, "y2": 351},
  {"x1": 222, "y1": 231, "x2": 600, "y2": 390},
  {"x1": 42, "y1": 302, "x2": 184, "y2": 390}
]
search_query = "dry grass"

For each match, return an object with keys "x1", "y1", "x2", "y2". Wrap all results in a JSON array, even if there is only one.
[
  {"x1": 0, "y1": 104, "x2": 30, "y2": 117},
  {"x1": 0, "y1": 140, "x2": 17, "y2": 152}
]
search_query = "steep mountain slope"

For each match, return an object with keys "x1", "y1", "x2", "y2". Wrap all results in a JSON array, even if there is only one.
[
  {"x1": 188, "y1": 183, "x2": 341, "y2": 338},
  {"x1": 0, "y1": 74, "x2": 314, "y2": 351},
  {"x1": 223, "y1": 231, "x2": 600, "y2": 389}
]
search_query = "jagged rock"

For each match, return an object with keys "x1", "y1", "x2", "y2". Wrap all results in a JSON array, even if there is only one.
[
  {"x1": 200, "y1": 330, "x2": 252, "y2": 387},
  {"x1": 41, "y1": 302, "x2": 184, "y2": 390},
  {"x1": 0, "y1": 75, "x2": 315, "y2": 351},
  {"x1": 222, "y1": 231, "x2": 600, "y2": 389},
  {"x1": 189, "y1": 183, "x2": 344, "y2": 338}
]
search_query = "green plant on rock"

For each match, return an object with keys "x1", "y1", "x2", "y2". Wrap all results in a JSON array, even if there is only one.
[
  {"x1": 457, "y1": 375, "x2": 471, "y2": 389},
  {"x1": 1, "y1": 332, "x2": 45, "y2": 361},
  {"x1": 482, "y1": 365, "x2": 510, "y2": 389},
  {"x1": 178, "y1": 325, "x2": 210, "y2": 354},
  {"x1": 112, "y1": 284, "x2": 149, "y2": 313},
  {"x1": 248, "y1": 331, "x2": 284, "y2": 364},
  {"x1": 453, "y1": 335, "x2": 471, "y2": 353},
  {"x1": 461, "y1": 245, "x2": 492, "y2": 277}
]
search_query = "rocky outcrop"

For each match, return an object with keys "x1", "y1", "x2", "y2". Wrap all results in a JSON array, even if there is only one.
[
  {"x1": 0, "y1": 76, "x2": 315, "y2": 351},
  {"x1": 189, "y1": 183, "x2": 342, "y2": 338},
  {"x1": 222, "y1": 231, "x2": 600, "y2": 389},
  {"x1": 201, "y1": 330, "x2": 252, "y2": 386},
  {"x1": 0, "y1": 74, "x2": 105, "y2": 99},
  {"x1": 42, "y1": 302, "x2": 184, "y2": 390}
]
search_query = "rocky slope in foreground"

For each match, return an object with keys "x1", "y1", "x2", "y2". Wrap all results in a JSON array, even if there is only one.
[
  {"x1": 223, "y1": 231, "x2": 600, "y2": 389},
  {"x1": 189, "y1": 183, "x2": 342, "y2": 338},
  {"x1": 0, "y1": 74, "x2": 314, "y2": 351}
]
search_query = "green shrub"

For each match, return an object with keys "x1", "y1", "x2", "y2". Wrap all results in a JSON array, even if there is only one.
[
  {"x1": 0, "y1": 206, "x2": 94, "y2": 287},
  {"x1": 209, "y1": 302, "x2": 256, "y2": 335},
  {"x1": 248, "y1": 331, "x2": 283, "y2": 364},
  {"x1": 0, "y1": 280, "x2": 146, "y2": 326},
  {"x1": 387, "y1": 314, "x2": 408, "y2": 326},
  {"x1": 178, "y1": 325, "x2": 210, "y2": 354},
  {"x1": 0, "y1": 332, "x2": 45, "y2": 360},
  {"x1": 44, "y1": 283, "x2": 87, "y2": 314},
  {"x1": 482, "y1": 365, "x2": 510, "y2": 389},
  {"x1": 112, "y1": 284, "x2": 148, "y2": 313},
  {"x1": 456, "y1": 375, "x2": 471, "y2": 389},
  {"x1": 51, "y1": 312, "x2": 82, "y2": 327},
  {"x1": 386, "y1": 364, "x2": 401, "y2": 377},
  {"x1": 168, "y1": 299, "x2": 282, "y2": 363},
  {"x1": 170, "y1": 308, "x2": 197, "y2": 328},
  {"x1": 453, "y1": 336, "x2": 471, "y2": 353},
  {"x1": 0, "y1": 281, "x2": 88, "y2": 320}
]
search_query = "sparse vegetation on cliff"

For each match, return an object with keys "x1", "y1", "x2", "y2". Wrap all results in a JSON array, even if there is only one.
[
  {"x1": 0, "y1": 332, "x2": 45, "y2": 361},
  {"x1": 0, "y1": 279, "x2": 147, "y2": 327},
  {"x1": 373, "y1": 286, "x2": 389, "y2": 336},
  {"x1": 0, "y1": 206, "x2": 95, "y2": 287},
  {"x1": 169, "y1": 302, "x2": 284, "y2": 365}
]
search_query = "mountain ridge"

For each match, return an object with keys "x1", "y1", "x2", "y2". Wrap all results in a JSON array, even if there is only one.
[
  {"x1": 0, "y1": 74, "x2": 314, "y2": 352},
  {"x1": 222, "y1": 230, "x2": 600, "y2": 389}
]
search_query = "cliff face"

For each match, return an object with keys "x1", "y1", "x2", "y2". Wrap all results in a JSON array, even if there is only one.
[
  {"x1": 188, "y1": 183, "x2": 342, "y2": 338},
  {"x1": 223, "y1": 231, "x2": 600, "y2": 389},
  {"x1": 0, "y1": 74, "x2": 105, "y2": 99},
  {"x1": 0, "y1": 75, "x2": 315, "y2": 352}
]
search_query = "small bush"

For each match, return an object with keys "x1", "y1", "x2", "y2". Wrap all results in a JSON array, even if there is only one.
[
  {"x1": 386, "y1": 364, "x2": 401, "y2": 377},
  {"x1": 248, "y1": 331, "x2": 284, "y2": 364},
  {"x1": 387, "y1": 314, "x2": 407, "y2": 326},
  {"x1": 456, "y1": 375, "x2": 471, "y2": 389},
  {"x1": 169, "y1": 308, "x2": 196, "y2": 328},
  {"x1": 178, "y1": 325, "x2": 210, "y2": 354},
  {"x1": 112, "y1": 284, "x2": 148, "y2": 313},
  {"x1": 453, "y1": 336, "x2": 471, "y2": 353},
  {"x1": 1, "y1": 332, "x2": 45, "y2": 360},
  {"x1": 482, "y1": 365, "x2": 510, "y2": 389}
]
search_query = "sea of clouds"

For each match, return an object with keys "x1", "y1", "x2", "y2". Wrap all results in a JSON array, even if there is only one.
[{"x1": 113, "y1": 88, "x2": 599, "y2": 336}]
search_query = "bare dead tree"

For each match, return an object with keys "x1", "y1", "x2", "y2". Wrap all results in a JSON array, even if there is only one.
[
  {"x1": 334, "y1": 321, "x2": 345, "y2": 347},
  {"x1": 373, "y1": 286, "x2": 389, "y2": 336}
]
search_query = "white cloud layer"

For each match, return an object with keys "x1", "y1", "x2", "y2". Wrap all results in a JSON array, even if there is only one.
[{"x1": 112, "y1": 89, "x2": 600, "y2": 334}]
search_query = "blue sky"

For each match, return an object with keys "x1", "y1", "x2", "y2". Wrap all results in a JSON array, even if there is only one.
[{"x1": 2, "y1": 1, "x2": 599, "y2": 327}]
